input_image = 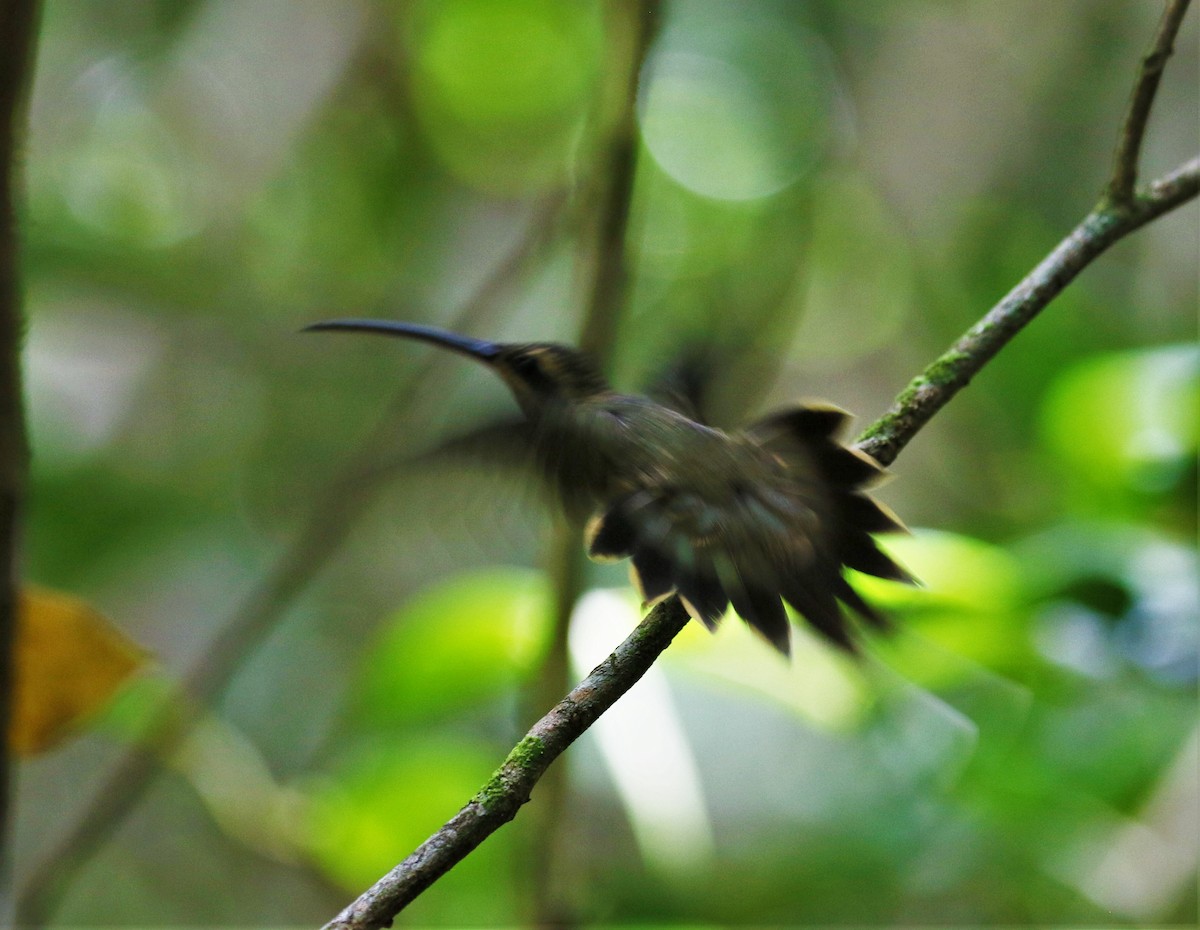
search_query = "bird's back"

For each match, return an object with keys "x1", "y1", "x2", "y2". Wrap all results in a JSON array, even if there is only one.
[{"x1": 561, "y1": 396, "x2": 910, "y2": 654}]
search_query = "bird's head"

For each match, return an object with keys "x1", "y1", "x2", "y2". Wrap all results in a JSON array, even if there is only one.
[{"x1": 304, "y1": 318, "x2": 611, "y2": 416}]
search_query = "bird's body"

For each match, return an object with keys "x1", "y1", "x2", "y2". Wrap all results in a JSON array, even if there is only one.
[
  {"x1": 307, "y1": 320, "x2": 912, "y2": 655},
  {"x1": 532, "y1": 391, "x2": 743, "y2": 514}
]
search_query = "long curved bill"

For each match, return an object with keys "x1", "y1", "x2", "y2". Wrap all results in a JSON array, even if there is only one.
[{"x1": 303, "y1": 318, "x2": 502, "y2": 363}]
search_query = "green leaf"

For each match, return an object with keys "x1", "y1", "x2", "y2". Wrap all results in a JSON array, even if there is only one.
[
  {"x1": 858, "y1": 530, "x2": 1033, "y2": 683},
  {"x1": 1040, "y1": 344, "x2": 1198, "y2": 504},
  {"x1": 857, "y1": 529, "x2": 1023, "y2": 613},
  {"x1": 350, "y1": 567, "x2": 551, "y2": 730},
  {"x1": 406, "y1": 0, "x2": 604, "y2": 192}
]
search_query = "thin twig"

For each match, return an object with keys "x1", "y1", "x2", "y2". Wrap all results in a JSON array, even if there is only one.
[
  {"x1": 527, "y1": 4, "x2": 661, "y2": 923},
  {"x1": 1142, "y1": 154, "x2": 1200, "y2": 210},
  {"x1": 576, "y1": 0, "x2": 661, "y2": 363},
  {"x1": 321, "y1": 20, "x2": 1198, "y2": 930},
  {"x1": 1107, "y1": 0, "x2": 1191, "y2": 206},
  {"x1": 0, "y1": 0, "x2": 39, "y2": 920},
  {"x1": 14, "y1": 198, "x2": 567, "y2": 928},
  {"x1": 855, "y1": 157, "x2": 1199, "y2": 468}
]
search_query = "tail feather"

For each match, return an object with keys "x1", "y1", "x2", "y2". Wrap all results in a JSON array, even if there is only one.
[
  {"x1": 831, "y1": 575, "x2": 889, "y2": 630},
  {"x1": 744, "y1": 589, "x2": 791, "y2": 655},
  {"x1": 630, "y1": 547, "x2": 674, "y2": 604},
  {"x1": 585, "y1": 505, "x2": 636, "y2": 561},
  {"x1": 781, "y1": 579, "x2": 858, "y2": 653},
  {"x1": 676, "y1": 569, "x2": 729, "y2": 630},
  {"x1": 840, "y1": 534, "x2": 914, "y2": 583},
  {"x1": 718, "y1": 561, "x2": 791, "y2": 655},
  {"x1": 842, "y1": 493, "x2": 907, "y2": 534},
  {"x1": 751, "y1": 404, "x2": 849, "y2": 443},
  {"x1": 815, "y1": 445, "x2": 886, "y2": 487}
]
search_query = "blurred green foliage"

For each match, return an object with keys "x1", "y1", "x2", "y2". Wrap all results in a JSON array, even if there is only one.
[
  {"x1": 14, "y1": 0, "x2": 1197, "y2": 927},
  {"x1": 351, "y1": 567, "x2": 551, "y2": 727}
]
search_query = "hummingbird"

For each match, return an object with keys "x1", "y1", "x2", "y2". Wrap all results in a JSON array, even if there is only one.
[{"x1": 305, "y1": 319, "x2": 913, "y2": 655}]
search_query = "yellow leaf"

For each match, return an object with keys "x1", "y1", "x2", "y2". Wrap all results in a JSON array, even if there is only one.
[{"x1": 8, "y1": 586, "x2": 149, "y2": 755}]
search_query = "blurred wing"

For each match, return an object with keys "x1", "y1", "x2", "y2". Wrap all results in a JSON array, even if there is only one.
[
  {"x1": 371, "y1": 415, "x2": 550, "y2": 522},
  {"x1": 643, "y1": 345, "x2": 720, "y2": 424},
  {"x1": 409, "y1": 416, "x2": 536, "y2": 472}
]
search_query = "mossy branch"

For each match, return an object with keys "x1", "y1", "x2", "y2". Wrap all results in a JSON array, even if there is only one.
[
  {"x1": 322, "y1": 599, "x2": 691, "y2": 930},
  {"x1": 322, "y1": 6, "x2": 1198, "y2": 928}
]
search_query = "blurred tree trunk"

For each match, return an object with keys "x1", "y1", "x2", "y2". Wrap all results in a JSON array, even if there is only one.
[{"x1": 0, "y1": 0, "x2": 39, "y2": 917}]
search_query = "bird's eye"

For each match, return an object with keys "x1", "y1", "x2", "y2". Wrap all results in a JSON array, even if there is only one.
[
  {"x1": 512, "y1": 353, "x2": 543, "y2": 379},
  {"x1": 508, "y1": 351, "x2": 556, "y2": 393}
]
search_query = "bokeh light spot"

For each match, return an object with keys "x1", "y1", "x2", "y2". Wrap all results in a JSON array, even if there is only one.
[
  {"x1": 408, "y1": 0, "x2": 603, "y2": 192},
  {"x1": 638, "y1": 7, "x2": 831, "y2": 201}
]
